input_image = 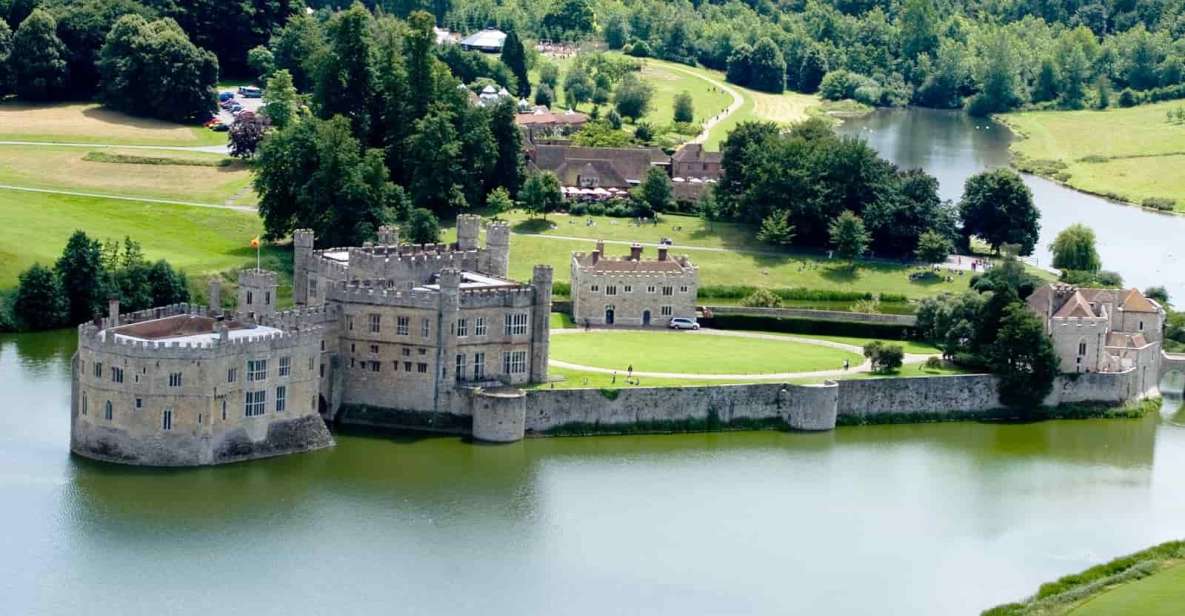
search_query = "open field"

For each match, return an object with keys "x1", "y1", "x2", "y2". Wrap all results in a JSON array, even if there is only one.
[
  {"x1": 0, "y1": 145, "x2": 253, "y2": 205},
  {"x1": 1002, "y1": 102, "x2": 1185, "y2": 212},
  {"x1": 534, "y1": 54, "x2": 818, "y2": 149},
  {"x1": 550, "y1": 330, "x2": 861, "y2": 375},
  {"x1": 1069, "y1": 561, "x2": 1185, "y2": 615},
  {"x1": 0, "y1": 190, "x2": 269, "y2": 287},
  {"x1": 0, "y1": 102, "x2": 225, "y2": 146},
  {"x1": 447, "y1": 211, "x2": 972, "y2": 299}
]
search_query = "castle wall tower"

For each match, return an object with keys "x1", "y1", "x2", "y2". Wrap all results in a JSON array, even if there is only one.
[
  {"x1": 238, "y1": 269, "x2": 278, "y2": 319},
  {"x1": 377, "y1": 225, "x2": 398, "y2": 246},
  {"x1": 456, "y1": 215, "x2": 481, "y2": 252},
  {"x1": 293, "y1": 229, "x2": 315, "y2": 306},
  {"x1": 435, "y1": 268, "x2": 462, "y2": 411},
  {"x1": 530, "y1": 265, "x2": 553, "y2": 383},
  {"x1": 485, "y1": 221, "x2": 511, "y2": 279}
]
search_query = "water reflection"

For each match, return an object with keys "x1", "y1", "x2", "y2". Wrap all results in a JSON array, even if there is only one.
[{"x1": 838, "y1": 108, "x2": 1185, "y2": 299}]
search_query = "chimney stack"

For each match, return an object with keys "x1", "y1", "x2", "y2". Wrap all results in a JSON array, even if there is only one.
[
  {"x1": 207, "y1": 277, "x2": 222, "y2": 315},
  {"x1": 629, "y1": 243, "x2": 643, "y2": 261},
  {"x1": 108, "y1": 298, "x2": 120, "y2": 328},
  {"x1": 595, "y1": 239, "x2": 605, "y2": 254},
  {"x1": 657, "y1": 246, "x2": 669, "y2": 261}
]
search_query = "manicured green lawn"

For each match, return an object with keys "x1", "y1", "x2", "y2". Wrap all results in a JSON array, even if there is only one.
[
  {"x1": 769, "y1": 333, "x2": 940, "y2": 355},
  {"x1": 1069, "y1": 562, "x2": 1185, "y2": 616},
  {"x1": 0, "y1": 102, "x2": 225, "y2": 146},
  {"x1": 549, "y1": 330, "x2": 861, "y2": 375},
  {"x1": 1002, "y1": 102, "x2": 1185, "y2": 212},
  {"x1": 0, "y1": 145, "x2": 252, "y2": 204},
  {"x1": 0, "y1": 190, "x2": 270, "y2": 287}
]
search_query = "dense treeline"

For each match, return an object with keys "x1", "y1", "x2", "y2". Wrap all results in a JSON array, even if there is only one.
[
  {"x1": 253, "y1": 5, "x2": 525, "y2": 247},
  {"x1": 433, "y1": 0, "x2": 1185, "y2": 113},
  {"x1": 0, "y1": 231, "x2": 189, "y2": 332}
]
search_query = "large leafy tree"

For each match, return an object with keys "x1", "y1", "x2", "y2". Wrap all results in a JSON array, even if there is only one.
[
  {"x1": 612, "y1": 72, "x2": 653, "y2": 120},
  {"x1": 263, "y1": 68, "x2": 299, "y2": 127},
  {"x1": 146, "y1": 0, "x2": 298, "y2": 79},
  {"x1": 541, "y1": 0, "x2": 594, "y2": 37},
  {"x1": 1050, "y1": 223, "x2": 1101, "y2": 273},
  {"x1": 49, "y1": 0, "x2": 153, "y2": 98},
  {"x1": 12, "y1": 264, "x2": 66, "y2": 330},
  {"x1": 254, "y1": 115, "x2": 400, "y2": 246},
  {"x1": 11, "y1": 8, "x2": 69, "y2": 100},
  {"x1": 958, "y1": 169, "x2": 1040, "y2": 255},
  {"x1": 406, "y1": 103, "x2": 463, "y2": 213},
  {"x1": 634, "y1": 167, "x2": 674, "y2": 216},
  {"x1": 55, "y1": 231, "x2": 106, "y2": 325},
  {"x1": 314, "y1": 3, "x2": 377, "y2": 140},
  {"x1": 487, "y1": 98, "x2": 523, "y2": 197},
  {"x1": 0, "y1": 20, "x2": 11, "y2": 96},
  {"x1": 99, "y1": 14, "x2": 219, "y2": 122},
  {"x1": 991, "y1": 303, "x2": 1060, "y2": 412},
  {"x1": 829, "y1": 210, "x2": 870, "y2": 266},
  {"x1": 520, "y1": 171, "x2": 563, "y2": 220},
  {"x1": 270, "y1": 12, "x2": 324, "y2": 92}
]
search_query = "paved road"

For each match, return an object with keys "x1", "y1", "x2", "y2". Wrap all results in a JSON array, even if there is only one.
[
  {"x1": 0, "y1": 184, "x2": 253, "y2": 212},
  {"x1": 548, "y1": 328, "x2": 936, "y2": 380}
]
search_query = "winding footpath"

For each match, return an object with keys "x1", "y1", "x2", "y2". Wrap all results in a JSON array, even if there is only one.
[
  {"x1": 658, "y1": 63, "x2": 744, "y2": 145},
  {"x1": 549, "y1": 328, "x2": 937, "y2": 381}
]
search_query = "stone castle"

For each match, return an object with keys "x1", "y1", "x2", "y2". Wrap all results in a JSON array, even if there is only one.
[{"x1": 71, "y1": 216, "x2": 553, "y2": 466}]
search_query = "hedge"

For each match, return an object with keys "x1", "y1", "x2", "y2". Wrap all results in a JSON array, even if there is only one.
[
  {"x1": 697, "y1": 285, "x2": 909, "y2": 303},
  {"x1": 704, "y1": 314, "x2": 917, "y2": 339}
]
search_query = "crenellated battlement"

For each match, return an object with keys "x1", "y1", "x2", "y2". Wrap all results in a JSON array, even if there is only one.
[
  {"x1": 327, "y1": 279, "x2": 441, "y2": 308},
  {"x1": 459, "y1": 286, "x2": 538, "y2": 308}
]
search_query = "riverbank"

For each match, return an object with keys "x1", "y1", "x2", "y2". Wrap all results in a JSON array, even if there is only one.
[
  {"x1": 983, "y1": 539, "x2": 1185, "y2": 615},
  {"x1": 998, "y1": 102, "x2": 1185, "y2": 215}
]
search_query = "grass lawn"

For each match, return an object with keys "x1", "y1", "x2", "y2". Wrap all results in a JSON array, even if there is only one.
[
  {"x1": 447, "y1": 211, "x2": 971, "y2": 299},
  {"x1": 549, "y1": 330, "x2": 861, "y2": 375},
  {"x1": 768, "y1": 332, "x2": 939, "y2": 355},
  {"x1": 0, "y1": 145, "x2": 253, "y2": 204},
  {"x1": 0, "y1": 190, "x2": 271, "y2": 287},
  {"x1": 0, "y1": 102, "x2": 225, "y2": 147},
  {"x1": 1069, "y1": 561, "x2": 1185, "y2": 615},
  {"x1": 1001, "y1": 101, "x2": 1185, "y2": 212}
]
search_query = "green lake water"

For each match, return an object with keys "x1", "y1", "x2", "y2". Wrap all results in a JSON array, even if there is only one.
[{"x1": 3, "y1": 330, "x2": 1185, "y2": 615}]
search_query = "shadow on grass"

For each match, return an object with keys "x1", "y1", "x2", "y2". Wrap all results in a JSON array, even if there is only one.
[{"x1": 513, "y1": 218, "x2": 555, "y2": 234}]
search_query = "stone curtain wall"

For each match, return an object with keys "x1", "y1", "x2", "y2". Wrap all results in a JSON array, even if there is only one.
[{"x1": 835, "y1": 375, "x2": 1001, "y2": 420}]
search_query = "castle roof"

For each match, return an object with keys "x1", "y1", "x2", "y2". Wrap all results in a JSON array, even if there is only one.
[
  {"x1": 1120, "y1": 288, "x2": 1160, "y2": 313},
  {"x1": 109, "y1": 314, "x2": 281, "y2": 344},
  {"x1": 672, "y1": 143, "x2": 723, "y2": 164},
  {"x1": 1053, "y1": 292, "x2": 1098, "y2": 318},
  {"x1": 529, "y1": 144, "x2": 669, "y2": 188},
  {"x1": 1106, "y1": 332, "x2": 1149, "y2": 348},
  {"x1": 576, "y1": 256, "x2": 687, "y2": 273}
]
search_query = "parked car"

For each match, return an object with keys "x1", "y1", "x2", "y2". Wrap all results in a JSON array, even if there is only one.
[
  {"x1": 218, "y1": 91, "x2": 234, "y2": 102},
  {"x1": 239, "y1": 86, "x2": 262, "y2": 98},
  {"x1": 668, "y1": 318, "x2": 700, "y2": 330},
  {"x1": 210, "y1": 123, "x2": 229, "y2": 132}
]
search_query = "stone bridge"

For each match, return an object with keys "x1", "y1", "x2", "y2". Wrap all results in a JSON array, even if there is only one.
[{"x1": 1161, "y1": 351, "x2": 1185, "y2": 394}]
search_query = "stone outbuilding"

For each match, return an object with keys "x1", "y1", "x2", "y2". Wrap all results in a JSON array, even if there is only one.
[{"x1": 570, "y1": 240, "x2": 698, "y2": 327}]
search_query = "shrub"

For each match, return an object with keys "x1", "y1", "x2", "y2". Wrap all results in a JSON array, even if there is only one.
[
  {"x1": 1142, "y1": 197, "x2": 1176, "y2": 211},
  {"x1": 863, "y1": 341, "x2": 904, "y2": 373},
  {"x1": 567, "y1": 202, "x2": 588, "y2": 216},
  {"x1": 924, "y1": 356, "x2": 944, "y2": 370},
  {"x1": 740, "y1": 288, "x2": 782, "y2": 308},
  {"x1": 626, "y1": 40, "x2": 651, "y2": 57},
  {"x1": 851, "y1": 298, "x2": 881, "y2": 314}
]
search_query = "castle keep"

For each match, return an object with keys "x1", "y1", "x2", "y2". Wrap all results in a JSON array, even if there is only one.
[{"x1": 71, "y1": 216, "x2": 553, "y2": 466}]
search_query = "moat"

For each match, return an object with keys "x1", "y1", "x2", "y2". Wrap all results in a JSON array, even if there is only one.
[{"x1": 5, "y1": 330, "x2": 1185, "y2": 615}]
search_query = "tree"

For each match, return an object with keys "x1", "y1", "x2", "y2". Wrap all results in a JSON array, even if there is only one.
[
  {"x1": 538, "y1": 61, "x2": 559, "y2": 88},
  {"x1": 1059, "y1": 45, "x2": 1090, "y2": 108},
  {"x1": 633, "y1": 121, "x2": 654, "y2": 142},
  {"x1": 756, "y1": 211, "x2": 796, "y2": 246},
  {"x1": 829, "y1": 210, "x2": 869, "y2": 265},
  {"x1": 1144, "y1": 286, "x2": 1170, "y2": 307},
  {"x1": 562, "y1": 66, "x2": 594, "y2": 107},
  {"x1": 500, "y1": 29, "x2": 529, "y2": 98},
  {"x1": 247, "y1": 45, "x2": 275, "y2": 81},
  {"x1": 486, "y1": 186, "x2": 514, "y2": 220},
  {"x1": 535, "y1": 83, "x2": 554, "y2": 107},
  {"x1": 967, "y1": 30, "x2": 1021, "y2": 115},
  {"x1": 991, "y1": 303, "x2": 1060, "y2": 412},
  {"x1": 864, "y1": 341, "x2": 905, "y2": 374},
  {"x1": 1094, "y1": 75, "x2": 1111, "y2": 109},
  {"x1": 741, "y1": 288, "x2": 782, "y2": 308},
  {"x1": 314, "y1": 3, "x2": 377, "y2": 139},
  {"x1": 263, "y1": 69, "x2": 299, "y2": 128},
  {"x1": 488, "y1": 98, "x2": 524, "y2": 196},
  {"x1": 12, "y1": 264, "x2": 65, "y2": 330},
  {"x1": 145, "y1": 260, "x2": 189, "y2": 307},
  {"x1": 55, "y1": 231, "x2": 106, "y2": 325},
  {"x1": 404, "y1": 208, "x2": 440, "y2": 244},
  {"x1": 541, "y1": 0, "x2": 594, "y2": 37},
  {"x1": 900, "y1": 0, "x2": 939, "y2": 62},
  {"x1": 634, "y1": 167, "x2": 674, "y2": 215},
  {"x1": 49, "y1": 0, "x2": 153, "y2": 98},
  {"x1": 98, "y1": 15, "x2": 219, "y2": 123},
  {"x1": 228, "y1": 112, "x2": 270, "y2": 158},
  {"x1": 11, "y1": 9, "x2": 68, "y2": 100},
  {"x1": 0, "y1": 20, "x2": 10, "y2": 95},
  {"x1": 673, "y1": 91, "x2": 694, "y2": 123},
  {"x1": 613, "y1": 72, "x2": 653, "y2": 120},
  {"x1": 254, "y1": 116, "x2": 400, "y2": 246},
  {"x1": 958, "y1": 169, "x2": 1040, "y2": 255},
  {"x1": 602, "y1": 12, "x2": 629, "y2": 49},
  {"x1": 406, "y1": 104, "x2": 463, "y2": 213},
  {"x1": 748, "y1": 38, "x2": 786, "y2": 93},
  {"x1": 1050, "y1": 224, "x2": 1101, "y2": 273},
  {"x1": 271, "y1": 12, "x2": 324, "y2": 92},
  {"x1": 521, "y1": 171, "x2": 563, "y2": 220},
  {"x1": 1032, "y1": 57, "x2": 1060, "y2": 103},
  {"x1": 915, "y1": 229, "x2": 953, "y2": 265}
]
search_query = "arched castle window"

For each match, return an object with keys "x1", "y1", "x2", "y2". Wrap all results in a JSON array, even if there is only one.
[
  {"x1": 1078, "y1": 339, "x2": 1087, "y2": 356},
  {"x1": 104, "y1": 400, "x2": 113, "y2": 421}
]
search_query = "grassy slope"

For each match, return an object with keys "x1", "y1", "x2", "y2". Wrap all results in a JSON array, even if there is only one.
[
  {"x1": 449, "y1": 211, "x2": 971, "y2": 298},
  {"x1": 0, "y1": 146, "x2": 252, "y2": 204},
  {"x1": 549, "y1": 330, "x2": 861, "y2": 374},
  {"x1": 1069, "y1": 561, "x2": 1185, "y2": 615},
  {"x1": 1002, "y1": 101, "x2": 1185, "y2": 212},
  {"x1": 0, "y1": 191, "x2": 267, "y2": 285},
  {"x1": 0, "y1": 102, "x2": 225, "y2": 146}
]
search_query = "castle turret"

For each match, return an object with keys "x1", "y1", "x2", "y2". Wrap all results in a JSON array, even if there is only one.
[
  {"x1": 293, "y1": 229, "x2": 315, "y2": 306},
  {"x1": 377, "y1": 225, "x2": 398, "y2": 246},
  {"x1": 108, "y1": 298, "x2": 120, "y2": 329},
  {"x1": 457, "y1": 214, "x2": 481, "y2": 252},
  {"x1": 485, "y1": 221, "x2": 510, "y2": 278},
  {"x1": 530, "y1": 265, "x2": 553, "y2": 383},
  {"x1": 436, "y1": 268, "x2": 462, "y2": 404},
  {"x1": 207, "y1": 277, "x2": 222, "y2": 315},
  {"x1": 238, "y1": 269, "x2": 278, "y2": 319}
]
